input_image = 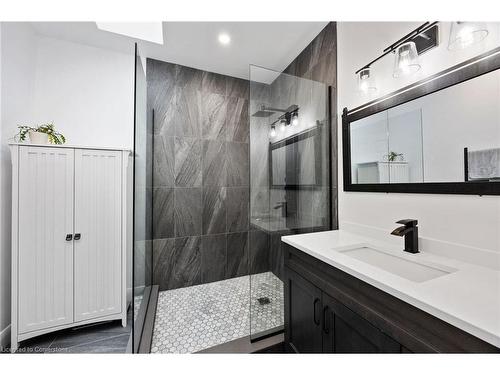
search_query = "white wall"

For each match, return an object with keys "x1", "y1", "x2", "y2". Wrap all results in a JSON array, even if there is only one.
[
  {"x1": 0, "y1": 22, "x2": 38, "y2": 347},
  {"x1": 0, "y1": 23, "x2": 135, "y2": 347},
  {"x1": 337, "y1": 22, "x2": 500, "y2": 261},
  {"x1": 33, "y1": 36, "x2": 134, "y2": 150}
]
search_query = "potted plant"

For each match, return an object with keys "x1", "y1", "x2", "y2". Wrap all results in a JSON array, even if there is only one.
[
  {"x1": 14, "y1": 123, "x2": 66, "y2": 145},
  {"x1": 385, "y1": 151, "x2": 404, "y2": 162}
]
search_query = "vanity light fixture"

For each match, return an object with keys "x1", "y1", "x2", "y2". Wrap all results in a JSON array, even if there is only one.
[
  {"x1": 393, "y1": 41, "x2": 421, "y2": 78},
  {"x1": 448, "y1": 22, "x2": 489, "y2": 50},
  {"x1": 358, "y1": 68, "x2": 377, "y2": 93},
  {"x1": 269, "y1": 125, "x2": 277, "y2": 138},
  {"x1": 354, "y1": 22, "x2": 439, "y2": 85},
  {"x1": 218, "y1": 32, "x2": 231, "y2": 46}
]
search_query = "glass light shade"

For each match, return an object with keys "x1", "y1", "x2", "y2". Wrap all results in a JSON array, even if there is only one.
[
  {"x1": 448, "y1": 22, "x2": 489, "y2": 50},
  {"x1": 279, "y1": 119, "x2": 286, "y2": 132},
  {"x1": 393, "y1": 41, "x2": 421, "y2": 78},
  {"x1": 269, "y1": 125, "x2": 276, "y2": 138},
  {"x1": 291, "y1": 112, "x2": 299, "y2": 126},
  {"x1": 357, "y1": 68, "x2": 377, "y2": 93}
]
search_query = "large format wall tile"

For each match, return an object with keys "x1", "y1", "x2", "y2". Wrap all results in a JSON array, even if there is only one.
[
  {"x1": 202, "y1": 187, "x2": 226, "y2": 235},
  {"x1": 174, "y1": 188, "x2": 202, "y2": 237},
  {"x1": 174, "y1": 88, "x2": 202, "y2": 138},
  {"x1": 226, "y1": 97, "x2": 249, "y2": 143},
  {"x1": 249, "y1": 229, "x2": 270, "y2": 274},
  {"x1": 226, "y1": 187, "x2": 249, "y2": 233},
  {"x1": 153, "y1": 135, "x2": 174, "y2": 187},
  {"x1": 227, "y1": 142, "x2": 249, "y2": 187},
  {"x1": 153, "y1": 187, "x2": 174, "y2": 239},
  {"x1": 202, "y1": 71, "x2": 226, "y2": 95},
  {"x1": 201, "y1": 92, "x2": 227, "y2": 140},
  {"x1": 202, "y1": 140, "x2": 226, "y2": 187},
  {"x1": 147, "y1": 60, "x2": 176, "y2": 137},
  {"x1": 226, "y1": 232, "x2": 248, "y2": 278},
  {"x1": 226, "y1": 77, "x2": 249, "y2": 99},
  {"x1": 153, "y1": 237, "x2": 202, "y2": 291},
  {"x1": 174, "y1": 137, "x2": 202, "y2": 187},
  {"x1": 201, "y1": 234, "x2": 226, "y2": 283}
]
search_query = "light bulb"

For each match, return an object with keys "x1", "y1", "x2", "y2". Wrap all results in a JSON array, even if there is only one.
[
  {"x1": 279, "y1": 119, "x2": 286, "y2": 132},
  {"x1": 269, "y1": 125, "x2": 276, "y2": 138},
  {"x1": 291, "y1": 112, "x2": 299, "y2": 126}
]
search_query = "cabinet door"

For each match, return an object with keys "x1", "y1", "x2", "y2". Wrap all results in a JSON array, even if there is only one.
[
  {"x1": 322, "y1": 293, "x2": 401, "y2": 353},
  {"x1": 18, "y1": 146, "x2": 74, "y2": 333},
  {"x1": 285, "y1": 269, "x2": 323, "y2": 353},
  {"x1": 74, "y1": 149, "x2": 122, "y2": 322}
]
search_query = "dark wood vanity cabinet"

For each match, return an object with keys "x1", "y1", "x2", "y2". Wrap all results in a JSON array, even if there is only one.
[
  {"x1": 286, "y1": 268, "x2": 401, "y2": 353},
  {"x1": 284, "y1": 243, "x2": 500, "y2": 354}
]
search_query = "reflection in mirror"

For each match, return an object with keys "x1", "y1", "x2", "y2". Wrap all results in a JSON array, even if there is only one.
[{"x1": 349, "y1": 67, "x2": 500, "y2": 185}]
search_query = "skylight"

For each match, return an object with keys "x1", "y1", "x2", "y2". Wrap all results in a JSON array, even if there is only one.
[{"x1": 96, "y1": 22, "x2": 164, "y2": 44}]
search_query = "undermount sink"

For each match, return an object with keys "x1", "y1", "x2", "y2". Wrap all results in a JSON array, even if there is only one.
[{"x1": 338, "y1": 246, "x2": 457, "y2": 283}]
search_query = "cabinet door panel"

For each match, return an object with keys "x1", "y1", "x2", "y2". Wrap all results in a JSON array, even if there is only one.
[
  {"x1": 74, "y1": 149, "x2": 122, "y2": 322},
  {"x1": 324, "y1": 293, "x2": 400, "y2": 353},
  {"x1": 285, "y1": 269, "x2": 323, "y2": 353},
  {"x1": 18, "y1": 146, "x2": 74, "y2": 333}
]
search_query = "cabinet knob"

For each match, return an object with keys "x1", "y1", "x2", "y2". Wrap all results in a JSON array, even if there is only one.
[
  {"x1": 74, "y1": 233, "x2": 81, "y2": 240},
  {"x1": 65, "y1": 234, "x2": 73, "y2": 241}
]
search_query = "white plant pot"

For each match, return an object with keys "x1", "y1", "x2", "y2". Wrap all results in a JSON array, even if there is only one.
[{"x1": 28, "y1": 131, "x2": 49, "y2": 144}]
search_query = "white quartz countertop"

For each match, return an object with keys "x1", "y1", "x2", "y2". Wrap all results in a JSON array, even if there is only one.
[{"x1": 281, "y1": 230, "x2": 500, "y2": 348}]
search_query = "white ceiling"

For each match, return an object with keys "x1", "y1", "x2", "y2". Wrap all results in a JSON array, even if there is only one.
[{"x1": 29, "y1": 22, "x2": 328, "y2": 79}]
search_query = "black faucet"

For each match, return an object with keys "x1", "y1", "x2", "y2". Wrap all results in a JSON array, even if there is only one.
[{"x1": 391, "y1": 219, "x2": 419, "y2": 254}]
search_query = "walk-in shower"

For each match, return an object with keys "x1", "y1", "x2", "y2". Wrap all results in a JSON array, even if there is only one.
[{"x1": 132, "y1": 58, "x2": 331, "y2": 353}]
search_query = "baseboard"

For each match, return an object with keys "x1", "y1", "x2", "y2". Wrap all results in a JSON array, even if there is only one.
[{"x1": 0, "y1": 324, "x2": 11, "y2": 351}]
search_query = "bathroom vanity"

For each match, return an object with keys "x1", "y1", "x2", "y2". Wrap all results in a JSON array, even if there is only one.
[{"x1": 282, "y1": 230, "x2": 500, "y2": 353}]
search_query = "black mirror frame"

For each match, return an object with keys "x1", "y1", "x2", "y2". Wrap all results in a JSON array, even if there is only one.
[{"x1": 342, "y1": 46, "x2": 500, "y2": 196}]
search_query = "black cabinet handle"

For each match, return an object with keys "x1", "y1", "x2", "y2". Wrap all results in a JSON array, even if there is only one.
[
  {"x1": 313, "y1": 298, "x2": 320, "y2": 326},
  {"x1": 65, "y1": 234, "x2": 73, "y2": 241},
  {"x1": 323, "y1": 305, "x2": 330, "y2": 334},
  {"x1": 74, "y1": 233, "x2": 81, "y2": 240}
]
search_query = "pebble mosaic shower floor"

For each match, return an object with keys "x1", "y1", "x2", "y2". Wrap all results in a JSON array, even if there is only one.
[{"x1": 151, "y1": 272, "x2": 284, "y2": 354}]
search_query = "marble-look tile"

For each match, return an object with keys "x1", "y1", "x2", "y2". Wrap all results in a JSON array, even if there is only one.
[
  {"x1": 153, "y1": 237, "x2": 201, "y2": 290},
  {"x1": 226, "y1": 232, "x2": 248, "y2": 278},
  {"x1": 202, "y1": 140, "x2": 226, "y2": 187},
  {"x1": 174, "y1": 88, "x2": 202, "y2": 138},
  {"x1": 310, "y1": 51, "x2": 337, "y2": 85},
  {"x1": 249, "y1": 229, "x2": 269, "y2": 274},
  {"x1": 226, "y1": 97, "x2": 249, "y2": 143},
  {"x1": 202, "y1": 187, "x2": 226, "y2": 235},
  {"x1": 226, "y1": 187, "x2": 249, "y2": 233},
  {"x1": 147, "y1": 59, "x2": 176, "y2": 136},
  {"x1": 174, "y1": 137, "x2": 202, "y2": 187},
  {"x1": 153, "y1": 238, "x2": 175, "y2": 290},
  {"x1": 60, "y1": 334, "x2": 130, "y2": 353},
  {"x1": 153, "y1": 135, "x2": 174, "y2": 187},
  {"x1": 202, "y1": 71, "x2": 226, "y2": 95},
  {"x1": 310, "y1": 22, "x2": 337, "y2": 70},
  {"x1": 201, "y1": 92, "x2": 227, "y2": 140},
  {"x1": 201, "y1": 234, "x2": 226, "y2": 283},
  {"x1": 226, "y1": 77, "x2": 249, "y2": 99},
  {"x1": 175, "y1": 64, "x2": 203, "y2": 90},
  {"x1": 174, "y1": 188, "x2": 202, "y2": 237},
  {"x1": 227, "y1": 142, "x2": 249, "y2": 187},
  {"x1": 153, "y1": 188, "x2": 174, "y2": 239}
]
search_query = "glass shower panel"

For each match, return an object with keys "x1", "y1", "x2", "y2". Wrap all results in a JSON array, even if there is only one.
[
  {"x1": 249, "y1": 65, "x2": 329, "y2": 340},
  {"x1": 132, "y1": 44, "x2": 153, "y2": 352}
]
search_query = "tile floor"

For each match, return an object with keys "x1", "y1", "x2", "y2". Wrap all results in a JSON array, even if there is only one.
[
  {"x1": 151, "y1": 271, "x2": 284, "y2": 354},
  {"x1": 13, "y1": 311, "x2": 131, "y2": 354}
]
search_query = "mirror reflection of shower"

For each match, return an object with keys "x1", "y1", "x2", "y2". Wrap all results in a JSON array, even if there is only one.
[{"x1": 251, "y1": 104, "x2": 300, "y2": 138}]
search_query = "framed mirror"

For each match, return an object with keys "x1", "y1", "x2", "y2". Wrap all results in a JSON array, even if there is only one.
[{"x1": 342, "y1": 47, "x2": 500, "y2": 195}]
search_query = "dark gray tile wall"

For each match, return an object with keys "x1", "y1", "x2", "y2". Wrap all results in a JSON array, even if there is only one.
[{"x1": 148, "y1": 59, "x2": 252, "y2": 291}]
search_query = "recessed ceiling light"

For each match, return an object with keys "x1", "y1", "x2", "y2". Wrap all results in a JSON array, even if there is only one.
[
  {"x1": 96, "y1": 22, "x2": 164, "y2": 44},
  {"x1": 218, "y1": 33, "x2": 231, "y2": 46}
]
